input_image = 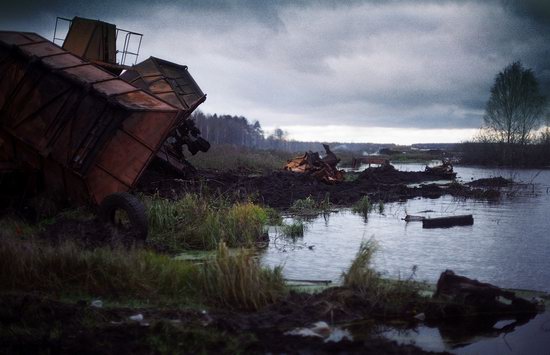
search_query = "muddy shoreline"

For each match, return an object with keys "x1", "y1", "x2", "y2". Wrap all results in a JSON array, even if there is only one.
[{"x1": 137, "y1": 164, "x2": 504, "y2": 208}]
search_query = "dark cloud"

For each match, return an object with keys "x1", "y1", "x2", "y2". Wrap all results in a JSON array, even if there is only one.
[{"x1": 1, "y1": 0, "x2": 549, "y2": 141}]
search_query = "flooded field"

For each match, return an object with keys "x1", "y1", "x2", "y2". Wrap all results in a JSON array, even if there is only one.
[{"x1": 261, "y1": 164, "x2": 550, "y2": 292}]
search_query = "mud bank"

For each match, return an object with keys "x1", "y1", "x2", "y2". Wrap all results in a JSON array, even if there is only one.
[
  {"x1": 137, "y1": 165, "x2": 503, "y2": 208},
  {"x1": 0, "y1": 292, "x2": 443, "y2": 355}
]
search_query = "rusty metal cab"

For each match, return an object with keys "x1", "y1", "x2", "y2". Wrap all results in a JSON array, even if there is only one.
[{"x1": 121, "y1": 57, "x2": 209, "y2": 171}]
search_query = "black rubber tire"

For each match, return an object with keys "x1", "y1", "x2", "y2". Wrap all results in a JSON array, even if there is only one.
[{"x1": 99, "y1": 192, "x2": 148, "y2": 240}]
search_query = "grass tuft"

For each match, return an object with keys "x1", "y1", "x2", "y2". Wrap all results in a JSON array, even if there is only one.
[
  {"x1": 342, "y1": 240, "x2": 424, "y2": 316},
  {"x1": 342, "y1": 239, "x2": 379, "y2": 292},
  {"x1": 289, "y1": 195, "x2": 332, "y2": 215},
  {"x1": 199, "y1": 243, "x2": 286, "y2": 310},
  {"x1": 280, "y1": 221, "x2": 305, "y2": 237},
  {"x1": 145, "y1": 193, "x2": 268, "y2": 252},
  {"x1": 352, "y1": 196, "x2": 373, "y2": 217}
]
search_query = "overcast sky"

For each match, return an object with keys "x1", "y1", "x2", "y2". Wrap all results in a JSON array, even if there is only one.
[{"x1": 2, "y1": 0, "x2": 549, "y2": 143}]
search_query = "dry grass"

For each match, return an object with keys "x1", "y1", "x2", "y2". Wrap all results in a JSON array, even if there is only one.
[
  {"x1": 0, "y1": 232, "x2": 286, "y2": 310},
  {"x1": 199, "y1": 242, "x2": 286, "y2": 310},
  {"x1": 342, "y1": 240, "x2": 424, "y2": 316},
  {"x1": 342, "y1": 239, "x2": 379, "y2": 292}
]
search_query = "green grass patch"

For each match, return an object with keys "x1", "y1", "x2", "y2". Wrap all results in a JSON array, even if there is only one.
[
  {"x1": 145, "y1": 193, "x2": 268, "y2": 252},
  {"x1": 280, "y1": 221, "x2": 305, "y2": 237},
  {"x1": 0, "y1": 236, "x2": 197, "y2": 303}
]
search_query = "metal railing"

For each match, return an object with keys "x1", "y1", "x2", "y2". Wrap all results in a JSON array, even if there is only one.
[{"x1": 53, "y1": 17, "x2": 143, "y2": 66}]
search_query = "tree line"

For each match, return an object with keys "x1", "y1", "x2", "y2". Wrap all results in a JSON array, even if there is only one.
[{"x1": 192, "y1": 111, "x2": 391, "y2": 154}]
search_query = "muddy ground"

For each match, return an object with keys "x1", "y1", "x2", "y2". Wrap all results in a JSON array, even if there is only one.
[
  {"x1": 137, "y1": 163, "x2": 504, "y2": 208},
  {"x1": 0, "y1": 165, "x2": 519, "y2": 354},
  {"x1": 0, "y1": 291, "x2": 446, "y2": 355}
]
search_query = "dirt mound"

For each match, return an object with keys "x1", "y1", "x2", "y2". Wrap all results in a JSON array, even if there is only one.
[
  {"x1": 467, "y1": 177, "x2": 513, "y2": 187},
  {"x1": 358, "y1": 165, "x2": 430, "y2": 184},
  {"x1": 136, "y1": 164, "x2": 503, "y2": 208}
]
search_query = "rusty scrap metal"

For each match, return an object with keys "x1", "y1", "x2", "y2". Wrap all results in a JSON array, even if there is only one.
[
  {"x1": 284, "y1": 144, "x2": 344, "y2": 183},
  {"x1": 120, "y1": 57, "x2": 210, "y2": 171},
  {"x1": 0, "y1": 31, "x2": 182, "y2": 206},
  {"x1": 424, "y1": 159, "x2": 456, "y2": 178}
]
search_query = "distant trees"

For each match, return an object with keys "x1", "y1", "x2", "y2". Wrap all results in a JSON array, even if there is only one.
[
  {"x1": 463, "y1": 61, "x2": 550, "y2": 165},
  {"x1": 483, "y1": 61, "x2": 547, "y2": 146},
  {"x1": 189, "y1": 111, "x2": 391, "y2": 154}
]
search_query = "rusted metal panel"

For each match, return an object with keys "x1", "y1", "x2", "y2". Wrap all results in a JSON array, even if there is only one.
[
  {"x1": 42, "y1": 52, "x2": 86, "y2": 68},
  {"x1": 62, "y1": 17, "x2": 117, "y2": 64},
  {"x1": 122, "y1": 111, "x2": 178, "y2": 148},
  {"x1": 93, "y1": 80, "x2": 139, "y2": 96},
  {"x1": 0, "y1": 31, "x2": 181, "y2": 205},
  {"x1": 94, "y1": 129, "x2": 153, "y2": 186},
  {"x1": 62, "y1": 65, "x2": 114, "y2": 83},
  {"x1": 85, "y1": 164, "x2": 134, "y2": 204},
  {"x1": 121, "y1": 57, "x2": 206, "y2": 112},
  {"x1": 20, "y1": 41, "x2": 66, "y2": 57}
]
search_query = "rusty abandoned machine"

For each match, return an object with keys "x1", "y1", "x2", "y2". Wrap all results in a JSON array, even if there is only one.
[{"x1": 0, "y1": 17, "x2": 209, "y2": 239}]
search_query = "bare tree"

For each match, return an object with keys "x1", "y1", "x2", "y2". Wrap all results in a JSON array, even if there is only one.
[{"x1": 484, "y1": 61, "x2": 546, "y2": 146}]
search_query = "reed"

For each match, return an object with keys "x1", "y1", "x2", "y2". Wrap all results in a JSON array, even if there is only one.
[{"x1": 198, "y1": 243, "x2": 286, "y2": 310}]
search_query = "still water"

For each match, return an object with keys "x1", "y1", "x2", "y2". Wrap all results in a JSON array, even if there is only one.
[{"x1": 261, "y1": 165, "x2": 550, "y2": 292}]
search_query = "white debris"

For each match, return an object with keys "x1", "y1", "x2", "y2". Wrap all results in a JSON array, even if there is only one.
[
  {"x1": 90, "y1": 300, "x2": 103, "y2": 308},
  {"x1": 129, "y1": 314, "x2": 144, "y2": 322},
  {"x1": 414, "y1": 312, "x2": 426, "y2": 321},
  {"x1": 285, "y1": 321, "x2": 353, "y2": 343}
]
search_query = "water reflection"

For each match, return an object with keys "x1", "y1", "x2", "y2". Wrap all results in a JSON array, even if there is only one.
[
  {"x1": 260, "y1": 166, "x2": 550, "y2": 292},
  {"x1": 378, "y1": 312, "x2": 550, "y2": 354}
]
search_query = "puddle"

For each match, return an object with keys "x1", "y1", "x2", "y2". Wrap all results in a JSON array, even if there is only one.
[{"x1": 379, "y1": 312, "x2": 550, "y2": 354}]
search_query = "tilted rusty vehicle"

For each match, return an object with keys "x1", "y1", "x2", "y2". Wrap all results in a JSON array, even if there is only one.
[{"x1": 0, "y1": 17, "x2": 208, "y2": 239}]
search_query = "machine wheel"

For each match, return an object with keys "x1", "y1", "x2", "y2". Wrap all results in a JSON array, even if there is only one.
[{"x1": 99, "y1": 192, "x2": 148, "y2": 240}]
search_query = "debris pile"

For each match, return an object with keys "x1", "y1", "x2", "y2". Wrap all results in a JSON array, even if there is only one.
[
  {"x1": 424, "y1": 159, "x2": 456, "y2": 179},
  {"x1": 284, "y1": 144, "x2": 344, "y2": 183}
]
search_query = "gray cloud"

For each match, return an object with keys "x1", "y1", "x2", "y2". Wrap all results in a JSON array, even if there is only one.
[{"x1": 1, "y1": 0, "x2": 549, "y2": 138}]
